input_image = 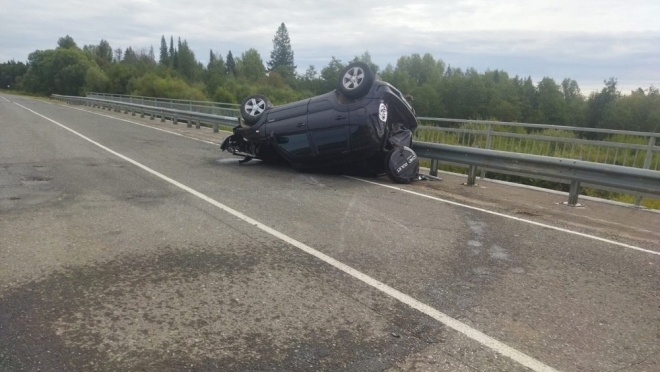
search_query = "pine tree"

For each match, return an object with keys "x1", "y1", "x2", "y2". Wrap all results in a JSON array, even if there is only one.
[
  {"x1": 159, "y1": 36, "x2": 169, "y2": 66},
  {"x1": 226, "y1": 51, "x2": 236, "y2": 76},
  {"x1": 267, "y1": 23, "x2": 296, "y2": 78},
  {"x1": 168, "y1": 36, "x2": 175, "y2": 68}
]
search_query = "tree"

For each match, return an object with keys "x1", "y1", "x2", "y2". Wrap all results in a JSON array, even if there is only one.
[
  {"x1": 123, "y1": 47, "x2": 138, "y2": 64},
  {"x1": 304, "y1": 65, "x2": 317, "y2": 80},
  {"x1": 176, "y1": 39, "x2": 198, "y2": 81},
  {"x1": 561, "y1": 78, "x2": 585, "y2": 126},
  {"x1": 85, "y1": 66, "x2": 110, "y2": 92},
  {"x1": 267, "y1": 22, "x2": 296, "y2": 78},
  {"x1": 320, "y1": 56, "x2": 344, "y2": 91},
  {"x1": 0, "y1": 60, "x2": 28, "y2": 89},
  {"x1": 586, "y1": 78, "x2": 619, "y2": 129},
  {"x1": 205, "y1": 51, "x2": 227, "y2": 96},
  {"x1": 351, "y1": 51, "x2": 379, "y2": 76},
  {"x1": 168, "y1": 36, "x2": 175, "y2": 68},
  {"x1": 95, "y1": 40, "x2": 112, "y2": 64},
  {"x1": 237, "y1": 48, "x2": 266, "y2": 81},
  {"x1": 57, "y1": 35, "x2": 78, "y2": 49},
  {"x1": 226, "y1": 50, "x2": 236, "y2": 76},
  {"x1": 207, "y1": 51, "x2": 225, "y2": 73},
  {"x1": 114, "y1": 48, "x2": 123, "y2": 62},
  {"x1": 159, "y1": 36, "x2": 169, "y2": 66},
  {"x1": 537, "y1": 77, "x2": 567, "y2": 125},
  {"x1": 23, "y1": 47, "x2": 96, "y2": 96}
]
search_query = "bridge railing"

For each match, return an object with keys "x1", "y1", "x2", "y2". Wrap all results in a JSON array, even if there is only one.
[{"x1": 56, "y1": 94, "x2": 660, "y2": 208}]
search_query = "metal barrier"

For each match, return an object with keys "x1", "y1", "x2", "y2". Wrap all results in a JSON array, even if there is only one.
[
  {"x1": 86, "y1": 92, "x2": 241, "y2": 118},
  {"x1": 54, "y1": 94, "x2": 660, "y2": 208},
  {"x1": 415, "y1": 118, "x2": 660, "y2": 171},
  {"x1": 412, "y1": 142, "x2": 660, "y2": 206},
  {"x1": 52, "y1": 94, "x2": 239, "y2": 132}
]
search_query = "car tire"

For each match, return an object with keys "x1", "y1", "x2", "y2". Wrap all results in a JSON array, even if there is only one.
[
  {"x1": 385, "y1": 146, "x2": 419, "y2": 184},
  {"x1": 240, "y1": 94, "x2": 272, "y2": 125},
  {"x1": 337, "y1": 62, "x2": 374, "y2": 100}
]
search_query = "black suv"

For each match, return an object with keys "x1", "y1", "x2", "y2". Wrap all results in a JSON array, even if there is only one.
[{"x1": 221, "y1": 62, "x2": 420, "y2": 183}]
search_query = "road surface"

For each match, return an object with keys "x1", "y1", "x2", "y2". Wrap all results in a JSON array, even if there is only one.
[{"x1": 1, "y1": 94, "x2": 659, "y2": 371}]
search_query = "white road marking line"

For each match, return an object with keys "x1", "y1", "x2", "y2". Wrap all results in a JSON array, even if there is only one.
[
  {"x1": 15, "y1": 103, "x2": 560, "y2": 372},
  {"x1": 64, "y1": 105, "x2": 229, "y2": 145},
  {"x1": 346, "y1": 176, "x2": 660, "y2": 257},
  {"x1": 1, "y1": 96, "x2": 10, "y2": 102}
]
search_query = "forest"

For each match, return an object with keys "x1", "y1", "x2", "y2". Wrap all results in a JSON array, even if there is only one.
[{"x1": 1, "y1": 23, "x2": 659, "y2": 133}]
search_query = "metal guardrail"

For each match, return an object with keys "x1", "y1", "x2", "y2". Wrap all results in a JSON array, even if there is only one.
[
  {"x1": 53, "y1": 95, "x2": 239, "y2": 132},
  {"x1": 54, "y1": 94, "x2": 660, "y2": 208},
  {"x1": 414, "y1": 118, "x2": 660, "y2": 172},
  {"x1": 87, "y1": 93, "x2": 241, "y2": 118},
  {"x1": 413, "y1": 142, "x2": 660, "y2": 207}
]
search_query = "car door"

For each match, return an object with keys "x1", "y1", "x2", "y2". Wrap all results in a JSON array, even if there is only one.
[
  {"x1": 307, "y1": 97, "x2": 350, "y2": 160},
  {"x1": 263, "y1": 99, "x2": 313, "y2": 162}
]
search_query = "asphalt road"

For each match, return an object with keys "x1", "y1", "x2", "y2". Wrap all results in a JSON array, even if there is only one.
[{"x1": 1, "y1": 94, "x2": 659, "y2": 372}]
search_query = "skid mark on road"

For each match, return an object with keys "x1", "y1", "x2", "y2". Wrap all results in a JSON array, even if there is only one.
[
  {"x1": 347, "y1": 177, "x2": 660, "y2": 257},
  {"x1": 15, "y1": 103, "x2": 560, "y2": 372}
]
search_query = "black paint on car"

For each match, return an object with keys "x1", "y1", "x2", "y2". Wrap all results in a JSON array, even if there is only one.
[{"x1": 221, "y1": 62, "x2": 420, "y2": 183}]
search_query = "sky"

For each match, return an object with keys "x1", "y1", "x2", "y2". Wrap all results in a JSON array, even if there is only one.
[{"x1": 1, "y1": 0, "x2": 659, "y2": 94}]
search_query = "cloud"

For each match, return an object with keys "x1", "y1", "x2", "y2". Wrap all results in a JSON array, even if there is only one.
[{"x1": 1, "y1": 0, "x2": 658, "y2": 93}]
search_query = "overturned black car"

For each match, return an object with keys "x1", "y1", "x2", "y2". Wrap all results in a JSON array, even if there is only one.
[{"x1": 221, "y1": 62, "x2": 420, "y2": 183}]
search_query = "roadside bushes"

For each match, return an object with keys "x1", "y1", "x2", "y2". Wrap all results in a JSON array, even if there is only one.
[{"x1": 129, "y1": 73, "x2": 207, "y2": 101}]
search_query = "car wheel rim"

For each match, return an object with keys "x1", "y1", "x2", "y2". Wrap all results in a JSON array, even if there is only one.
[
  {"x1": 245, "y1": 98, "x2": 266, "y2": 116},
  {"x1": 342, "y1": 67, "x2": 364, "y2": 90}
]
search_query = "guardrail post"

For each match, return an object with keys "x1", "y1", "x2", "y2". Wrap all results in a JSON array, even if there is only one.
[
  {"x1": 213, "y1": 123, "x2": 219, "y2": 133},
  {"x1": 195, "y1": 120, "x2": 200, "y2": 129},
  {"x1": 481, "y1": 124, "x2": 493, "y2": 179},
  {"x1": 140, "y1": 111, "x2": 145, "y2": 118},
  {"x1": 430, "y1": 159, "x2": 438, "y2": 177},
  {"x1": 187, "y1": 119, "x2": 192, "y2": 128},
  {"x1": 150, "y1": 113, "x2": 155, "y2": 120},
  {"x1": 131, "y1": 109, "x2": 136, "y2": 116},
  {"x1": 635, "y1": 136, "x2": 656, "y2": 207},
  {"x1": 466, "y1": 165, "x2": 478, "y2": 186},
  {"x1": 567, "y1": 180, "x2": 581, "y2": 206},
  {"x1": 173, "y1": 117, "x2": 178, "y2": 125}
]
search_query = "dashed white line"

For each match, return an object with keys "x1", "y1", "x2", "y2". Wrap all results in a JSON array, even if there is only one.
[
  {"x1": 15, "y1": 102, "x2": 561, "y2": 372},
  {"x1": 1, "y1": 96, "x2": 10, "y2": 102},
  {"x1": 346, "y1": 176, "x2": 660, "y2": 256}
]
